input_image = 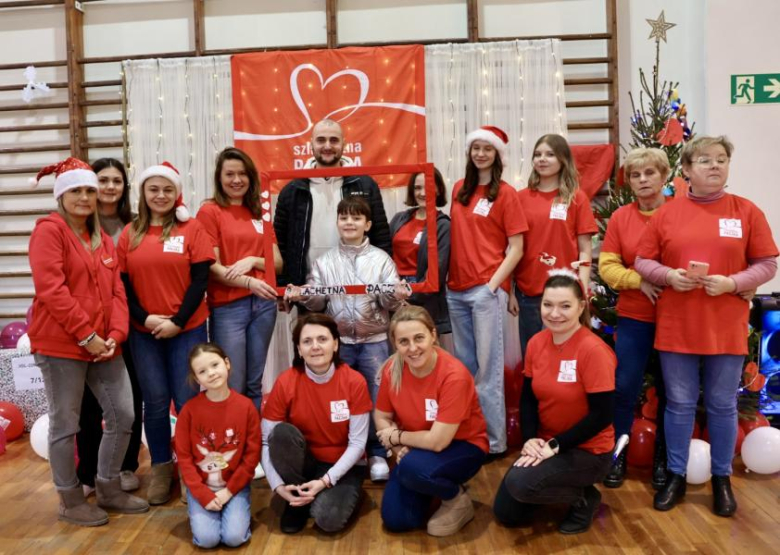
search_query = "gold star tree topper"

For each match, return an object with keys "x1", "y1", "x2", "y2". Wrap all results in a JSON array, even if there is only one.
[{"x1": 646, "y1": 10, "x2": 676, "y2": 43}]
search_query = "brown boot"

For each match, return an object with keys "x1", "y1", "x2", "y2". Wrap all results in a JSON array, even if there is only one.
[
  {"x1": 426, "y1": 487, "x2": 475, "y2": 537},
  {"x1": 96, "y1": 477, "x2": 150, "y2": 514},
  {"x1": 58, "y1": 486, "x2": 109, "y2": 527},
  {"x1": 147, "y1": 461, "x2": 174, "y2": 505}
]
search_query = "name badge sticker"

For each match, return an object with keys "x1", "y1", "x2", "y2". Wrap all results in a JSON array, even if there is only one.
[
  {"x1": 425, "y1": 399, "x2": 438, "y2": 421},
  {"x1": 557, "y1": 360, "x2": 578, "y2": 383},
  {"x1": 550, "y1": 203, "x2": 569, "y2": 221},
  {"x1": 413, "y1": 231, "x2": 423, "y2": 245},
  {"x1": 330, "y1": 400, "x2": 350, "y2": 423},
  {"x1": 251, "y1": 219, "x2": 265, "y2": 234},
  {"x1": 473, "y1": 198, "x2": 494, "y2": 217},
  {"x1": 163, "y1": 236, "x2": 185, "y2": 254},
  {"x1": 719, "y1": 218, "x2": 742, "y2": 238}
]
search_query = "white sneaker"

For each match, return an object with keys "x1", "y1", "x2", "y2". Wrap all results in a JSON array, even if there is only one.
[
  {"x1": 253, "y1": 462, "x2": 266, "y2": 480},
  {"x1": 369, "y1": 456, "x2": 390, "y2": 482}
]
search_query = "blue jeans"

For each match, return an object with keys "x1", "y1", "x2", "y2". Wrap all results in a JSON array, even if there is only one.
[
  {"x1": 187, "y1": 485, "x2": 251, "y2": 548},
  {"x1": 614, "y1": 317, "x2": 656, "y2": 438},
  {"x1": 660, "y1": 351, "x2": 743, "y2": 476},
  {"x1": 130, "y1": 323, "x2": 206, "y2": 464},
  {"x1": 381, "y1": 440, "x2": 485, "y2": 532},
  {"x1": 339, "y1": 340, "x2": 389, "y2": 458},
  {"x1": 447, "y1": 285, "x2": 507, "y2": 453},
  {"x1": 211, "y1": 295, "x2": 277, "y2": 409},
  {"x1": 515, "y1": 291, "x2": 543, "y2": 358}
]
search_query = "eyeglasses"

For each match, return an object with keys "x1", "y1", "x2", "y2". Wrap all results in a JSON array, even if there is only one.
[{"x1": 693, "y1": 157, "x2": 730, "y2": 167}]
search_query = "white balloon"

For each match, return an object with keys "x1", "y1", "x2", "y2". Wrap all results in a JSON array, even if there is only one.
[
  {"x1": 16, "y1": 333, "x2": 31, "y2": 354},
  {"x1": 741, "y1": 426, "x2": 780, "y2": 475},
  {"x1": 686, "y1": 438, "x2": 712, "y2": 484},
  {"x1": 30, "y1": 414, "x2": 49, "y2": 460}
]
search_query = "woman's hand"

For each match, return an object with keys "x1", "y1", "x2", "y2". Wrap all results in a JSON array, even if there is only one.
[
  {"x1": 520, "y1": 438, "x2": 547, "y2": 459},
  {"x1": 205, "y1": 498, "x2": 222, "y2": 511},
  {"x1": 224, "y1": 257, "x2": 257, "y2": 281},
  {"x1": 639, "y1": 279, "x2": 664, "y2": 304},
  {"x1": 666, "y1": 269, "x2": 698, "y2": 292},
  {"x1": 507, "y1": 293, "x2": 519, "y2": 316},
  {"x1": 152, "y1": 319, "x2": 182, "y2": 339},
  {"x1": 284, "y1": 284, "x2": 304, "y2": 303},
  {"x1": 513, "y1": 454, "x2": 542, "y2": 467},
  {"x1": 739, "y1": 288, "x2": 757, "y2": 302},
  {"x1": 93, "y1": 338, "x2": 117, "y2": 362},
  {"x1": 392, "y1": 445, "x2": 410, "y2": 463},
  {"x1": 393, "y1": 281, "x2": 412, "y2": 301},
  {"x1": 275, "y1": 484, "x2": 314, "y2": 507},
  {"x1": 144, "y1": 314, "x2": 171, "y2": 331},
  {"x1": 376, "y1": 426, "x2": 399, "y2": 450},
  {"x1": 700, "y1": 275, "x2": 737, "y2": 297},
  {"x1": 248, "y1": 277, "x2": 278, "y2": 300},
  {"x1": 84, "y1": 335, "x2": 108, "y2": 356},
  {"x1": 297, "y1": 479, "x2": 326, "y2": 499},
  {"x1": 214, "y1": 488, "x2": 233, "y2": 507}
]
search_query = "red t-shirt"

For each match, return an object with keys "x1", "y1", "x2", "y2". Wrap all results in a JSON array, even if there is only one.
[
  {"x1": 601, "y1": 202, "x2": 658, "y2": 323},
  {"x1": 263, "y1": 364, "x2": 373, "y2": 464},
  {"x1": 175, "y1": 390, "x2": 261, "y2": 508},
  {"x1": 376, "y1": 348, "x2": 489, "y2": 453},
  {"x1": 514, "y1": 188, "x2": 598, "y2": 296},
  {"x1": 637, "y1": 193, "x2": 778, "y2": 354},
  {"x1": 392, "y1": 217, "x2": 426, "y2": 276},
  {"x1": 448, "y1": 180, "x2": 528, "y2": 292},
  {"x1": 196, "y1": 201, "x2": 277, "y2": 307},
  {"x1": 524, "y1": 327, "x2": 616, "y2": 455},
  {"x1": 117, "y1": 220, "x2": 214, "y2": 332}
]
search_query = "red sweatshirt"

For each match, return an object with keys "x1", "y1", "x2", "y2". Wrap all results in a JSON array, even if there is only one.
[
  {"x1": 175, "y1": 390, "x2": 261, "y2": 508},
  {"x1": 28, "y1": 213, "x2": 128, "y2": 360}
]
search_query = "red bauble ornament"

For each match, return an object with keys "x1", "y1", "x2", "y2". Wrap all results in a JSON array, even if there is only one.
[
  {"x1": 657, "y1": 118, "x2": 684, "y2": 146},
  {"x1": 627, "y1": 419, "x2": 656, "y2": 467}
]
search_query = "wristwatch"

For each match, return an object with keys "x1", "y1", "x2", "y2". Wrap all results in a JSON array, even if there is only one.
[{"x1": 547, "y1": 438, "x2": 560, "y2": 454}]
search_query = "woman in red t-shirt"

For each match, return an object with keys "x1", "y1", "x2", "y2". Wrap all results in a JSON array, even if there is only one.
[
  {"x1": 197, "y1": 148, "x2": 282, "y2": 417},
  {"x1": 389, "y1": 167, "x2": 451, "y2": 338},
  {"x1": 510, "y1": 134, "x2": 598, "y2": 356},
  {"x1": 261, "y1": 313, "x2": 372, "y2": 534},
  {"x1": 375, "y1": 306, "x2": 488, "y2": 537},
  {"x1": 494, "y1": 271, "x2": 615, "y2": 535},
  {"x1": 117, "y1": 162, "x2": 215, "y2": 505},
  {"x1": 446, "y1": 126, "x2": 528, "y2": 457},
  {"x1": 598, "y1": 148, "x2": 669, "y2": 490},
  {"x1": 636, "y1": 136, "x2": 778, "y2": 517}
]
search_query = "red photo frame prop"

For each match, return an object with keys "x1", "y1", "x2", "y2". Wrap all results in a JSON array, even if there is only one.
[{"x1": 259, "y1": 163, "x2": 439, "y2": 297}]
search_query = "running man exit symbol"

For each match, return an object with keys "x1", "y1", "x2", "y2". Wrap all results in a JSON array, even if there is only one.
[{"x1": 731, "y1": 73, "x2": 780, "y2": 105}]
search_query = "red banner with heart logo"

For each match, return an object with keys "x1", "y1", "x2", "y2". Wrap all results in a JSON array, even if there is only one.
[{"x1": 231, "y1": 45, "x2": 426, "y2": 192}]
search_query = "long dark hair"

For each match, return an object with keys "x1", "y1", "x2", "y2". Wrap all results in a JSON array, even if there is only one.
[
  {"x1": 291, "y1": 313, "x2": 342, "y2": 371},
  {"x1": 187, "y1": 342, "x2": 230, "y2": 387},
  {"x1": 406, "y1": 167, "x2": 447, "y2": 208},
  {"x1": 211, "y1": 147, "x2": 262, "y2": 219},
  {"x1": 92, "y1": 158, "x2": 132, "y2": 224},
  {"x1": 456, "y1": 149, "x2": 504, "y2": 206},
  {"x1": 543, "y1": 271, "x2": 591, "y2": 328}
]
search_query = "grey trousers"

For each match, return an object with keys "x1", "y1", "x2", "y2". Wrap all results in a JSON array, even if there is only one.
[{"x1": 35, "y1": 354, "x2": 134, "y2": 490}]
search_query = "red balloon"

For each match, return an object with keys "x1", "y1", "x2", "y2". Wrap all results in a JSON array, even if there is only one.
[
  {"x1": 0, "y1": 402, "x2": 25, "y2": 441},
  {"x1": 691, "y1": 421, "x2": 702, "y2": 439},
  {"x1": 702, "y1": 423, "x2": 746, "y2": 455},
  {"x1": 0, "y1": 426, "x2": 6, "y2": 455},
  {"x1": 627, "y1": 418, "x2": 656, "y2": 467},
  {"x1": 739, "y1": 413, "x2": 770, "y2": 436},
  {"x1": 506, "y1": 408, "x2": 522, "y2": 447},
  {"x1": 645, "y1": 387, "x2": 657, "y2": 402},
  {"x1": 641, "y1": 398, "x2": 659, "y2": 420},
  {"x1": 504, "y1": 365, "x2": 520, "y2": 408}
]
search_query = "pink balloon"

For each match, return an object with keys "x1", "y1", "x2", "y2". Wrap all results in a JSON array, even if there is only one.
[{"x1": 0, "y1": 321, "x2": 28, "y2": 349}]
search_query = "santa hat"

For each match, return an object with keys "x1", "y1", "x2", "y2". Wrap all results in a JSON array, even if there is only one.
[
  {"x1": 30, "y1": 157, "x2": 98, "y2": 199},
  {"x1": 465, "y1": 125, "x2": 509, "y2": 162},
  {"x1": 137, "y1": 161, "x2": 190, "y2": 222}
]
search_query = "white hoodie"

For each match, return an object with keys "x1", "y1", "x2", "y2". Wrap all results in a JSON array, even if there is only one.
[{"x1": 305, "y1": 155, "x2": 354, "y2": 267}]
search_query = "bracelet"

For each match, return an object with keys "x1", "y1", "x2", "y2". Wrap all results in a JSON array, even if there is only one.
[
  {"x1": 397, "y1": 429, "x2": 404, "y2": 447},
  {"x1": 320, "y1": 476, "x2": 331, "y2": 489},
  {"x1": 78, "y1": 331, "x2": 97, "y2": 347},
  {"x1": 244, "y1": 276, "x2": 252, "y2": 289}
]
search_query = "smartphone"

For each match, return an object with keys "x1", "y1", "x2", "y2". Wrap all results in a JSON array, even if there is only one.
[{"x1": 687, "y1": 260, "x2": 710, "y2": 281}]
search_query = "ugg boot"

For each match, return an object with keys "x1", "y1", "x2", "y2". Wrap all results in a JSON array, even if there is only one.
[
  {"x1": 58, "y1": 485, "x2": 109, "y2": 527},
  {"x1": 426, "y1": 487, "x2": 475, "y2": 537},
  {"x1": 96, "y1": 477, "x2": 150, "y2": 514},
  {"x1": 147, "y1": 461, "x2": 174, "y2": 505}
]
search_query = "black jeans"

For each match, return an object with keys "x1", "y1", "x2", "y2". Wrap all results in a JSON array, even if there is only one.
[
  {"x1": 76, "y1": 345, "x2": 142, "y2": 486},
  {"x1": 269, "y1": 422, "x2": 363, "y2": 533},
  {"x1": 493, "y1": 448, "x2": 611, "y2": 526}
]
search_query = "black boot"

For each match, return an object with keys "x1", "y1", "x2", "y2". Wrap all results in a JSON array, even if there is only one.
[
  {"x1": 280, "y1": 503, "x2": 310, "y2": 534},
  {"x1": 558, "y1": 486, "x2": 601, "y2": 535},
  {"x1": 603, "y1": 449, "x2": 628, "y2": 489},
  {"x1": 653, "y1": 472, "x2": 686, "y2": 511},
  {"x1": 651, "y1": 437, "x2": 668, "y2": 490},
  {"x1": 711, "y1": 475, "x2": 737, "y2": 517}
]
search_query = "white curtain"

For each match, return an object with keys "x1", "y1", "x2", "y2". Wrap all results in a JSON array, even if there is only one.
[{"x1": 124, "y1": 40, "x2": 565, "y2": 382}]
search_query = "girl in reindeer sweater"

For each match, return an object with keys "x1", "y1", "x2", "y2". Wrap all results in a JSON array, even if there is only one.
[{"x1": 175, "y1": 343, "x2": 261, "y2": 549}]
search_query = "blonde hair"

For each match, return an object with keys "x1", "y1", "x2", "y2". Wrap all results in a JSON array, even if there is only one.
[
  {"x1": 527, "y1": 134, "x2": 579, "y2": 206},
  {"x1": 681, "y1": 135, "x2": 734, "y2": 166},
  {"x1": 623, "y1": 148, "x2": 671, "y2": 180},
  {"x1": 57, "y1": 197, "x2": 102, "y2": 250},
  {"x1": 129, "y1": 177, "x2": 177, "y2": 250},
  {"x1": 387, "y1": 306, "x2": 438, "y2": 393}
]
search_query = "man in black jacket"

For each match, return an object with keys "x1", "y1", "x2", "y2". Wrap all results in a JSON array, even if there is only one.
[{"x1": 274, "y1": 119, "x2": 392, "y2": 286}]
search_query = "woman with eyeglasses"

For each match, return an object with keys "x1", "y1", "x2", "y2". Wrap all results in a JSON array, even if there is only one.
[{"x1": 635, "y1": 136, "x2": 778, "y2": 517}]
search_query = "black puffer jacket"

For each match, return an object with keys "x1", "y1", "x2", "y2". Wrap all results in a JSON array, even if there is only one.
[{"x1": 274, "y1": 174, "x2": 392, "y2": 286}]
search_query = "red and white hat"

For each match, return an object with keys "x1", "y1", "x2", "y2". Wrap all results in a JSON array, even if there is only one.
[
  {"x1": 466, "y1": 125, "x2": 509, "y2": 162},
  {"x1": 30, "y1": 157, "x2": 98, "y2": 199},
  {"x1": 137, "y1": 161, "x2": 190, "y2": 222}
]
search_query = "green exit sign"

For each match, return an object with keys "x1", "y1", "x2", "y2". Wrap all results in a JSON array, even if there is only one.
[{"x1": 731, "y1": 73, "x2": 780, "y2": 104}]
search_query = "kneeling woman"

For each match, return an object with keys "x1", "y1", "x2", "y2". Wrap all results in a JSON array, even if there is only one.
[
  {"x1": 375, "y1": 306, "x2": 488, "y2": 537},
  {"x1": 493, "y1": 270, "x2": 615, "y2": 535},
  {"x1": 261, "y1": 313, "x2": 372, "y2": 534}
]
